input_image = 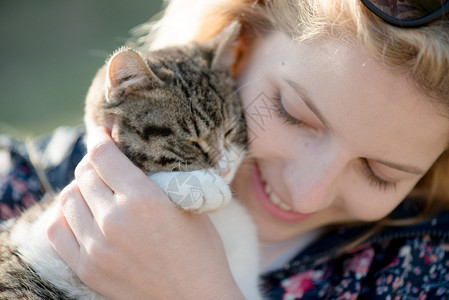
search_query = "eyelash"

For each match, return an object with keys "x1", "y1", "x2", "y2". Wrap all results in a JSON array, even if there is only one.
[
  {"x1": 362, "y1": 159, "x2": 397, "y2": 193},
  {"x1": 273, "y1": 95, "x2": 306, "y2": 126}
]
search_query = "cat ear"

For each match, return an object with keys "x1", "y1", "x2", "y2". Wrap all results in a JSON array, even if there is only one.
[
  {"x1": 209, "y1": 20, "x2": 241, "y2": 71},
  {"x1": 106, "y1": 47, "x2": 162, "y2": 100}
]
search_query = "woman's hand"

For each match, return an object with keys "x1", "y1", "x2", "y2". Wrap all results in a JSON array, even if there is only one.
[{"x1": 46, "y1": 126, "x2": 244, "y2": 300}]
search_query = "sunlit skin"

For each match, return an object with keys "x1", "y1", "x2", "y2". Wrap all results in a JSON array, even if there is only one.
[
  {"x1": 232, "y1": 31, "x2": 449, "y2": 243},
  {"x1": 45, "y1": 29, "x2": 449, "y2": 300}
]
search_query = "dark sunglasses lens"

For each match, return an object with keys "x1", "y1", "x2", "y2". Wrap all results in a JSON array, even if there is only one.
[{"x1": 368, "y1": 0, "x2": 448, "y2": 20}]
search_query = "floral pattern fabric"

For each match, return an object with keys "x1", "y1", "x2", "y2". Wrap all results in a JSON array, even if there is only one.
[
  {"x1": 0, "y1": 135, "x2": 42, "y2": 220},
  {"x1": 262, "y1": 222, "x2": 449, "y2": 299},
  {"x1": 0, "y1": 127, "x2": 85, "y2": 222}
]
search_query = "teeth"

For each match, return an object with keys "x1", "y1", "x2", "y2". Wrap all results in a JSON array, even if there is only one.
[
  {"x1": 278, "y1": 201, "x2": 293, "y2": 212},
  {"x1": 264, "y1": 183, "x2": 272, "y2": 194},
  {"x1": 268, "y1": 190, "x2": 281, "y2": 205},
  {"x1": 263, "y1": 182, "x2": 293, "y2": 212}
]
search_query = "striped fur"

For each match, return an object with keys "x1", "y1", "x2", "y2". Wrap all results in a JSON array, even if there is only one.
[
  {"x1": 85, "y1": 22, "x2": 247, "y2": 174},
  {"x1": 0, "y1": 22, "x2": 261, "y2": 299}
]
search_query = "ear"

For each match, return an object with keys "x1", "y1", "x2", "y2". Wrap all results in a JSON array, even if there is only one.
[
  {"x1": 209, "y1": 20, "x2": 242, "y2": 71},
  {"x1": 106, "y1": 47, "x2": 162, "y2": 100}
]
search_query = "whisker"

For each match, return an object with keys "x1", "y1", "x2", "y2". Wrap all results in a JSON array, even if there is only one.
[{"x1": 186, "y1": 160, "x2": 193, "y2": 172}]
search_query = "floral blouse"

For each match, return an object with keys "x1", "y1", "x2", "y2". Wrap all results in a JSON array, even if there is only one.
[
  {"x1": 261, "y1": 202, "x2": 449, "y2": 299},
  {"x1": 1, "y1": 127, "x2": 449, "y2": 299}
]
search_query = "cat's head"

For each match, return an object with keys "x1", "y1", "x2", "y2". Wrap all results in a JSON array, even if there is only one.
[{"x1": 84, "y1": 21, "x2": 246, "y2": 183}]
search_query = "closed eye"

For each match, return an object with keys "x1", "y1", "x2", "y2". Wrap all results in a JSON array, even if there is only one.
[
  {"x1": 273, "y1": 94, "x2": 306, "y2": 127},
  {"x1": 185, "y1": 140, "x2": 210, "y2": 162},
  {"x1": 224, "y1": 128, "x2": 234, "y2": 138},
  {"x1": 361, "y1": 159, "x2": 398, "y2": 193},
  {"x1": 186, "y1": 140, "x2": 202, "y2": 151}
]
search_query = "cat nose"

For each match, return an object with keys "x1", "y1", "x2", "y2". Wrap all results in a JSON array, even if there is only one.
[{"x1": 219, "y1": 169, "x2": 231, "y2": 178}]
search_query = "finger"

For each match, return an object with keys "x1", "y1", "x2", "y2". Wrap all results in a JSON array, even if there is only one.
[
  {"x1": 75, "y1": 155, "x2": 114, "y2": 221},
  {"x1": 46, "y1": 199, "x2": 81, "y2": 271},
  {"x1": 76, "y1": 155, "x2": 113, "y2": 199},
  {"x1": 59, "y1": 181, "x2": 95, "y2": 243},
  {"x1": 87, "y1": 126, "x2": 154, "y2": 195}
]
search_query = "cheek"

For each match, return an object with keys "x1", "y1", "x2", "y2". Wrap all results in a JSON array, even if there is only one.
[{"x1": 342, "y1": 186, "x2": 407, "y2": 222}]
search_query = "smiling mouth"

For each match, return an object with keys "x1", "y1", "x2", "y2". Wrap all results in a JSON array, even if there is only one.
[
  {"x1": 263, "y1": 182, "x2": 295, "y2": 212},
  {"x1": 252, "y1": 162, "x2": 313, "y2": 223}
]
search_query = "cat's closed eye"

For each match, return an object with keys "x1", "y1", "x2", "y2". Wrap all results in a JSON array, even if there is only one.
[{"x1": 185, "y1": 139, "x2": 202, "y2": 150}]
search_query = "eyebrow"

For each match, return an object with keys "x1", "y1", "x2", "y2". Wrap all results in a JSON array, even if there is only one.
[
  {"x1": 285, "y1": 79, "x2": 331, "y2": 130},
  {"x1": 284, "y1": 79, "x2": 425, "y2": 176}
]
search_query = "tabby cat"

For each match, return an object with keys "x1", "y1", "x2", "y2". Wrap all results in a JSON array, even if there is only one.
[{"x1": 0, "y1": 22, "x2": 261, "y2": 299}]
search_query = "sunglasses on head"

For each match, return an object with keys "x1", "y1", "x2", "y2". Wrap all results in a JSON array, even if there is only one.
[{"x1": 360, "y1": 0, "x2": 449, "y2": 27}]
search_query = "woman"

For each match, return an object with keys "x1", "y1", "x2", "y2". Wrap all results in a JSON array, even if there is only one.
[{"x1": 3, "y1": 0, "x2": 449, "y2": 298}]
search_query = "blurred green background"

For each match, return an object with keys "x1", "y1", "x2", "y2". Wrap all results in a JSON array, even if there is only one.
[{"x1": 0, "y1": 0, "x2": 163, "y2": 138}]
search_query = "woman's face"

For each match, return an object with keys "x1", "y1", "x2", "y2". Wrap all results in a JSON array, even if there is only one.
[{"x1": 233, "y1": 31, "x2": 449, "y2": 243}]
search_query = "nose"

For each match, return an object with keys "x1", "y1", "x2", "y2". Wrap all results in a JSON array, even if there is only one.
[{"x1": 283, "y1": 148, "x2": 344, "y2": 214}]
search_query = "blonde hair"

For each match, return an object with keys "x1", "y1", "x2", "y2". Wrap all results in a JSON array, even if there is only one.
[{"x1": 133, "y1": 0, "x2": 449, "y2": 213}]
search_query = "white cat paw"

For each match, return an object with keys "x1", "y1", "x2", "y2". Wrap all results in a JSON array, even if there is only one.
[
  {"x1": 149, "y1": 170, "x2": 232, "y2": 213},
  {"x1": 191, "y1": 170, "x2": 232, "y2": 213}
]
